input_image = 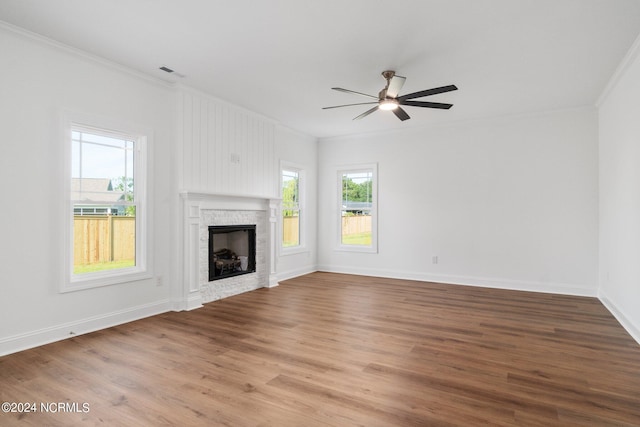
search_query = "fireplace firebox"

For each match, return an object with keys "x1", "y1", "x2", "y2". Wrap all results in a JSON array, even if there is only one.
[{"x1": 208, "y1": 225, "x2": 256, "y2": 281}]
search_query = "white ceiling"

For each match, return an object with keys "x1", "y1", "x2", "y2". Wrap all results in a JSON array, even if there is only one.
[{"x1": 1, "y1": 0, "x2": 640, "y2": 138}]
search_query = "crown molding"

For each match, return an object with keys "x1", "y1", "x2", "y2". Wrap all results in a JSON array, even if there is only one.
[
  {"x1": 597, "y1": 32, "x2": 640, "y2": 107},
  {"x1": 0, "y1": 19, "x2": 174, "y2": 90}
]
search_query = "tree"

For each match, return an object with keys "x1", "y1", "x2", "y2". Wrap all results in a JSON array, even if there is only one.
[
  {"x1": 112, "y1": 176, "x2": 136, "y2": 216},
  {"x1": 282, "y1": 177, "x2": 298, "y2": 217},
  {"x1": 342, "y1": 177, "x2": 372, "y2": 203}
]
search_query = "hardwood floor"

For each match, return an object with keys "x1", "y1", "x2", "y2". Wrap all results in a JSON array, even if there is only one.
[{"x1": 1, "y1": 272, "x2": 639, "y2": 426}]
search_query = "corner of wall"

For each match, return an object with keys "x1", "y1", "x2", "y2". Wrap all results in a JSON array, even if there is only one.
[{"x1": 598, "y1": 290, "x2": 640, "y2": 345}]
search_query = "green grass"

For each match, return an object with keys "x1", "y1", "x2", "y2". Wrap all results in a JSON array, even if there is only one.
[
  {"x1": 342, "y1": 232, "x2": 372, "y2": 246},
  {"x1": 74, "y1": 259, "x2": 135, "y2": 274}
]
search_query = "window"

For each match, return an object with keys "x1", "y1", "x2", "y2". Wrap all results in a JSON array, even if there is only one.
[
  {"x1": 281, "y1": 165, "x2": 305, "y2": 252},
  {"x1": 64, "y1": 116, "x2": 148, "y2": 291},
  {"x1": 338, "y1": 164, "x2": 377, "y2": 252}
]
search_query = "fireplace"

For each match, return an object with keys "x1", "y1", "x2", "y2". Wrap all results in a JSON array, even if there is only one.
[
  {"x1": 178, "y1": 191, "x2": 278, "y2": 310},
  {"x1": 208, "y1": 224, "x2": 256, "y2": 281}
]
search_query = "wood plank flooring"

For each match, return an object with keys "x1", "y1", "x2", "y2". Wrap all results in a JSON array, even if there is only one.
[{"x1": 1, "y1": 272, "x2": 639, "y2": 426}]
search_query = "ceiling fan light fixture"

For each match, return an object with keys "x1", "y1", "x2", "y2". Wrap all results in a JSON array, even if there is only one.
[{"x1": 379, "y1": 99, "x2": 399, "y2": 111}]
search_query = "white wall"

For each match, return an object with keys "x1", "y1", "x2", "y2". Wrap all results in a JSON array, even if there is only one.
[
  {"x1": 318, "y1": 108, "x2": 599, "y2": 296},
  {"x1": 0, "y1": 25, "x2": 176, "y2": 355},
  {"x1": 177, "y1": 87, "x2": 277, "y2": 197},
  {"x1": 275, "y1": 126, "x2": 318, "y2": 280},
  {"x1": 598, "y1": 38, "x2": 640, "y2": 342}
]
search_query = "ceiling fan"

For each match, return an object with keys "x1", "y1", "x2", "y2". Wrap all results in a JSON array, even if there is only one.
[{"x1": 323, "y1": 70, "x2": 457, "y2": 121}]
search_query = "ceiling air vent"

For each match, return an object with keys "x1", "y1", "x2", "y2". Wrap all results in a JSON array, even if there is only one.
[{"x1": 159, "y1": 65, "x2": 185, "y2": 78}]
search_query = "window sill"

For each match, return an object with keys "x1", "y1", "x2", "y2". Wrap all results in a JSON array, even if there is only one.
[
  {"x1": 63, "y1": 268, "x2": 151, "y2": 293},
  {"x1": 335, "y1": 244, "x2": 378, "y2": 254},
  {"x1": 280, "y1": 246, "x2": 309, "y2": 256}
]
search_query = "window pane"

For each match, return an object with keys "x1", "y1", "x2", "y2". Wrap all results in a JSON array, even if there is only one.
[
  {"x1": 341, "y1": 171, "x2": 372, "y2": 246},
  {"x1": 71, "y1": 127, "x2": 138, "y2": 277},
  {"x1": 282, "y1": 209, "x2": 300, "y2": 247},
  {"x1": 80, "y1": 132, "x2": 129, "y2": 148},
  {"x1": 71, "y1": 130, "x2": 135, "y2": 202},
  {"x1": 125, "y1": 140, "x2": 135, "y2": 195},
  {"x1": 282, "y1": 169, "x2": 299, "y2": 208},
  {"x1": 282, "y1": 169, "x2": 300, "y2": 247},
  {"x1": 73, "y1": 204, "x2": 136, "y2": 274}
]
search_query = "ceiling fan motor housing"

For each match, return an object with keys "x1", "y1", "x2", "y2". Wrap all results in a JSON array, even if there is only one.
[{"x1": 380, "y1": 70, "x2": 396, "y2": 100}]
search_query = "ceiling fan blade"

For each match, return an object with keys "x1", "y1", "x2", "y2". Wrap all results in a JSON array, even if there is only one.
[
  {"x1": 400, "y1": 100, "x2": 453, "y2": 109},
  {"x1": 386, "y1": 75, "x2": 406, "y2": 98},
  {"x1": 322, "y1": 102, "x2": 378, "y2": 110},
  {"x1": 397, "y1": 84, "x2": 458, "y2": 101},
  {"x1": 353, "y1": 106, "x2": 379, "y2": 120},
  {"x1": 332, "y1": 87, "x2": 378, "y2": 99},
  {"x1": 392, "y1": 107, "x2": 410, "y2": 121}
]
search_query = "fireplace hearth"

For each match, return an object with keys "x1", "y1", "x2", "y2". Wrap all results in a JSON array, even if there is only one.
[{"x1": 208, "y1": 225, "x2": 256, "y2": 281}]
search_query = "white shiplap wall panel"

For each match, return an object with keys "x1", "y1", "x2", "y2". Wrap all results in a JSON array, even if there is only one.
[
  {"x1": 250, "y1": 117, "x2": 260, "y2": 193},
  {"x1": 199, "y1": 98, "x2": 209, "y2": 189},
  {"x1": 181, "y1": 91, "x2": 193, "y2": 190},
  {"x1": 179, "y1": 88, "x2": 277, "y2": 197},
  {"x1": 215, "y1": 102, "x2": 224, "y2": 190},
  {"x1": 190, "y1": 94, "x2": 201, "y2": 187}
]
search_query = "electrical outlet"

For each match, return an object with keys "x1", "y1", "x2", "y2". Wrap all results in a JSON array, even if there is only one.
[
  {"x1": 156, "y1": 276, "x2": 162, "y2": 286},
  {"x1": 432, "y1": 256, "x2": 438, "y2": 264}
]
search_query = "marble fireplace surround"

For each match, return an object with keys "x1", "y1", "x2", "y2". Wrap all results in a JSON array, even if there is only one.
[{"x1": 178, "y1": 191, "x2": 279, "y2": 310}]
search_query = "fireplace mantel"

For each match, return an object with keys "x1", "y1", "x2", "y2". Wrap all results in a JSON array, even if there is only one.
[{"x1": 176, "y1": 191, "x2": 280, "y2": 311}]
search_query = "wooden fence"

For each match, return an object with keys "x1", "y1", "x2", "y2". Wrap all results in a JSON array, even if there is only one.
[
  {"x1": 341, "y1": 215, "x2": 371, "y2": 235},
  {"x1": 73, "y1": 216, "x2": 135, "y2": 266},
  {"x1": 282, "y1": 215, "x2": 371, "y2": 245},
  {"x1": 283, "y1": 216, "x2": 299, "y2": 246},
  {"x1": 75, "y1": 214, "x2": 371, "y2": 264}
]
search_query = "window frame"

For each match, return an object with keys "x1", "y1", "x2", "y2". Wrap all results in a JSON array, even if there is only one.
[
  {"x1": 336, "y1": 163, "x2": 378, "y2": 253},
  {"x1": 279, "y1": 162, "x2": 307, "y2": 255},
  {"x1": 62, "y1": 112, "x2": 151, "y2": 292}
]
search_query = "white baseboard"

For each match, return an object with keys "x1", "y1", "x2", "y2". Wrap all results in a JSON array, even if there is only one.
[
  {"x1": 276, "y1": 265, "x2": 318, "y2": 283},
  {"x1": 267, "y1": 274, "x2": 280, "y2": 288},
  {"x1": 185, "y1": 293, "x2": 204, "y2": 310},
  {"x1": 3, "y1": 271, "x2": 621, "y2": 357},
  {"x1": 598, "y1": 290, "x2": 640, "y2": 345},
  {"x1": 316, "y1": 265, "x2": 598, "y2": 297},
  {"x1": 316, "y1": 266, "x2": 640, "y2": 345},
  {"x1": 170, "y1": 292, "x2": 203, "y2": 311},
  {"x1": 0, "y1": 299, "x2": 172, "y2": 357}
]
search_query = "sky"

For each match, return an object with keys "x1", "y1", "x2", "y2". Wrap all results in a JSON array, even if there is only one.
[{"x1": 71, "y1": 130, "x2": 134, "y2": 182}]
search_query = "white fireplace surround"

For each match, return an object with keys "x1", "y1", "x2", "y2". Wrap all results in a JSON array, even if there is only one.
[{"x1": 178, "y1": 191, "x2": 279, "y2": 310}]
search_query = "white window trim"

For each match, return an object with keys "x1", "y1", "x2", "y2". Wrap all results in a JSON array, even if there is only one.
[
  {"x1": 336, "y1": 163, "x2": 378, "y2": 253},
  {"x1": 279, "y1": 161, "x2": 307, "y2": 256},
  {"x1": 61, "y1": 111, "x2": 152, "y2": 292}
]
